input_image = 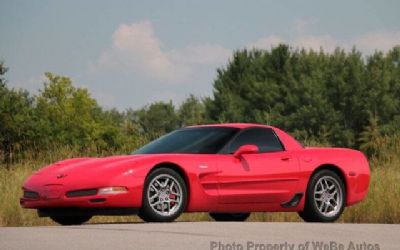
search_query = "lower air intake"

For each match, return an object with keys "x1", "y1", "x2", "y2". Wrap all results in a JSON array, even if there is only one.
[{"x1": 66, "y1": 189, "x2": 97, "y2": 198}]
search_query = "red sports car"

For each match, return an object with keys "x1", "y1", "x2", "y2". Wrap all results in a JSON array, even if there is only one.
[{"x1": 20, "y1": 123, "x2": 370, "y2": 225}]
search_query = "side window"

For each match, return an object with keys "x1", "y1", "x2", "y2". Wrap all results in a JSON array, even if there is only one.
[{"x1": 226, "y1": 127, "x2": 284, "y2": 153}]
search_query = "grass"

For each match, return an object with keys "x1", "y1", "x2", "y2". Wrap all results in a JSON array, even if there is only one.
[{"x1": 0, "y1": 147, "x2": 399, "y2": 226}]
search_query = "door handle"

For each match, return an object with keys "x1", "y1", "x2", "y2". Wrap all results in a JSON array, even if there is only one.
[{"x1": 281, "y1": 156, "x2": 292, "y2": 161}]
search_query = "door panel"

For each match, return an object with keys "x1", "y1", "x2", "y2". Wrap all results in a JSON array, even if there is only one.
[{"x1": 217, "y1": 151, "x2": 300, "y2": 204}]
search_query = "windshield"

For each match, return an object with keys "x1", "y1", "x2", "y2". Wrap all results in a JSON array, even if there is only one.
[{"x1": 133, "y1": 127, "x2": 239, "y2": 154}]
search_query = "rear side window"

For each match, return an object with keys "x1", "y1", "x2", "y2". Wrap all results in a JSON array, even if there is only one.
[{"x1": 224, "y1": 127, "x2": 284, "y2": 153}]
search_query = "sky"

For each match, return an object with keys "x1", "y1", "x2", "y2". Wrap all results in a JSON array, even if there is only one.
[{"x1": 1, "y1": 0, "x2": 399, "y2": 110}]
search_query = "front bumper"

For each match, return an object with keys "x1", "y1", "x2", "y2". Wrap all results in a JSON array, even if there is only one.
[{"x1": 20, "y1": 187, "x2": 139, "y2": 209}]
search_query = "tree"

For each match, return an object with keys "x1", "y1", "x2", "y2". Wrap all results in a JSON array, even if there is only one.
[
  {"x1": 0, "y1": 63, "x2": 35, "y2": 164},
  {"x1": 133, "y1": 101, "x2": 179, "y2": 139},
  {"x1": 35, "y1": 73, "x2": 101, "y2": 148},
  {"x1": 178, "y1": 95, "x2": 205, "y2": 126},
  {"x1": 205, "y1": 45, "x2": 400, "y2": 149},
  {"x1": 358, "y1": 113, "x2": 385, "y2": 158}
]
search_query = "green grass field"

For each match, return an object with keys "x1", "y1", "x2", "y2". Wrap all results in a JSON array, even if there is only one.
[{"x1": 1, "y1": 148, "x2": 399, "y2": 226}]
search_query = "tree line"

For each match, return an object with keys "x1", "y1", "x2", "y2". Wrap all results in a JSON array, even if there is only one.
[{"x1": 1, "y1": 44, "x2": 399, "y2": 163}]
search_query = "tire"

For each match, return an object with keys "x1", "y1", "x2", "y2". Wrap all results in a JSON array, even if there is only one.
[
  {"x1": 139, "y1": 168, "x2": 187, "y2": 222},
  {"x1": 298, "y1": 169, "x2": 346, "y2": 222},
  {"x1": 50, "y1": 215, "x2": 92, "y2": 226},
  {"x1": 209, "y1": 213, "x2": 251, "y2": 222}
]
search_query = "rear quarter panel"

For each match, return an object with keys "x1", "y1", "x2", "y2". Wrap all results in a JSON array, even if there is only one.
[{"x1": 294, "y1": 147, "x2": 370, "y2": 207}]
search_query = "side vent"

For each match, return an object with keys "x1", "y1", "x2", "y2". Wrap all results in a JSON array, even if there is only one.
[{"x1": 281, "y1": 193, "x2": 303, "y2": 208}]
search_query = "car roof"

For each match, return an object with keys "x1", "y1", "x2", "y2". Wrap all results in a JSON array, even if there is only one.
[
  {"x1": 187, "y1": 123, "x2": 275, "y2": 129},
  {"x1": 187, "y1": 123, "x2": 303, "y2": 150}
]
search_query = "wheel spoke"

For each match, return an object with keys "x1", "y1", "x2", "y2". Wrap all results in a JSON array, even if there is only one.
[
  {"x1": 151, "y1": 201, "x2": 161, "y2": 207},
  {"x1": 171, "y1": 191, "x2": 180, "y2": 196},
  {"x1": 323, "y1": 203, "x2": 329, "y2": 213},
  {"x1": 318, "y1": 202, "x2": 325, "y2": 211},
  {"x1": 324, "y1": 179, "x2": 329, "y2": 190},
  {"x1": 150, "y1": 184, "x2": 159, "y2": 192},
  {"x1": 163, "y1": 178, "x2": 170, "y2": 187},
  {"x1": 313, "y1": 175, "x2": 343, "y2": 217},
  {"x1": 149, "y1": 193, "x2": 158, "y2": 200},
  {"x1": 170, "y1": 198, "x2": 180, "y2": 204},
  {"x1": 317, "y1": 181, "x2": 324, "y2": 191},
  {"x1": 147, "y1": 173, "x2": 183, "y2": 216}
]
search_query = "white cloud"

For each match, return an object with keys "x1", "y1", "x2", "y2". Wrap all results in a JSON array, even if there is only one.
[
  {"x1": 90, "y1": 21, "x2": 232, "y2": 82},
  {"x1": 92, "y1": 20, "x2": 187, "y2": 81},
  {"x1": 249, "y1": 19, "x2": 399, "y2": 54}
]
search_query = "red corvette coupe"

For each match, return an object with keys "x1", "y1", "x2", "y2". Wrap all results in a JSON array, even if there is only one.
[{"x1": 21, "y1": 123, "x2": 370, "y2": 225}]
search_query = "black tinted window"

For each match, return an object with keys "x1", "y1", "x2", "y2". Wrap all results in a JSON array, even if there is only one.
[
  {"x1": 225, "y1": 127, "x2": 284, "y2": 153},
  {"x1": 133, "y1": 127, "x2": 239, "y2": 154}
]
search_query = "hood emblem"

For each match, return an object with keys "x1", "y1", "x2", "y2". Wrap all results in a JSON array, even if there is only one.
[{"x1": 56, "y1": 173, "x2": 67, "y2": 179}]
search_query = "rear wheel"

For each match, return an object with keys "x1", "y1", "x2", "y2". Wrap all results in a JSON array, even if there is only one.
[
  {"x1": 50, "y1": 215, "x2": 92, "y2": 226},
  {"x1": 299, "y1": 169, "x2": 345, "y2": 222},
  {"x1": 209, "y1": 213, "x2": 251, "y2": 221},
  {"x1": 139, "y1": 168, "x2": 187, "y2": 222}
]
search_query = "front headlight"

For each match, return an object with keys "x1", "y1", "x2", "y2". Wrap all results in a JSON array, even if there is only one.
[{"x1": 98, "y1": 186, "x2": 128, "y2": 195}]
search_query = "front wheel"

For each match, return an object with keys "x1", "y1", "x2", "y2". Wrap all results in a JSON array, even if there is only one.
[
  {"x1": 209, "y1": 213, "x2": 251, "y2": 221},
  {"x1": 298, "y1": 169, "x2": 346, "y2": 222},
  {"x1": 50, "y1": 215, "x2": 92, "y2": 225},
  {"x1": 139, "y1": 168, "x2": 187, "y2": 222}
]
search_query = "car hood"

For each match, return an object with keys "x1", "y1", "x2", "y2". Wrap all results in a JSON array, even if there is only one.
[
  {"x1": 25, "y1": 153, "x2": 209, "y2": 188},
  {"x1": 34, "y1": 154, "x2": 154, "y2": 178}
]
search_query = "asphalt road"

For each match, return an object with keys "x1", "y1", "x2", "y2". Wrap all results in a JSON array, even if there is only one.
[{"x1": 1, "y1": 222, "x2": 399, "y2": 250}]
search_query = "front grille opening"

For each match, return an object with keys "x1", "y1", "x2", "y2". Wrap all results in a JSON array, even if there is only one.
[
  {"x1": 90, "y1": 198, "x2": 106, "y2": 203},
  {"x1": 24, "y1": 190, "x2": 39, "y2": 200},
  {"x1": 66, "y1": 189, "x2": 97, "y2": 198}
]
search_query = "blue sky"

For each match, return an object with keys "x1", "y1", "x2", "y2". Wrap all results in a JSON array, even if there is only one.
[{"x1": 1, "y1": 0, "x2": 399, "y2": 110}]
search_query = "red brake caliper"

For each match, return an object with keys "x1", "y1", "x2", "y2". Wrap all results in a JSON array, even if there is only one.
[{"x1": 170, "y1": 194, "x2": 176, "y2": 206}]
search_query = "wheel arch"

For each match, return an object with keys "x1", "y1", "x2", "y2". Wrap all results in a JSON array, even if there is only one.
[
  {"x1": 299, "y1": 164, "x2": 348, "y2": 222},
  {"x1": 310, "y1": 164, "x2": 348, "y2": 198},
  {"x1": 147, "y1": 162, "x2": 191, "y2": 206}
]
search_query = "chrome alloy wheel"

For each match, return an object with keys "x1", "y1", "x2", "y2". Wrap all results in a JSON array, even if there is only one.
[
  {"x1": 314, "y1": 176, "x2": 343, "y2": 217},
  {"x1": 147, "y1": 174, "x2": 183, "y2": 216}
]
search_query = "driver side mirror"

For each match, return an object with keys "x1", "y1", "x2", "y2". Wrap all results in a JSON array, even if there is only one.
[{"x1": 233, "y1": 144, "x2": 259, "y2": 158}]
